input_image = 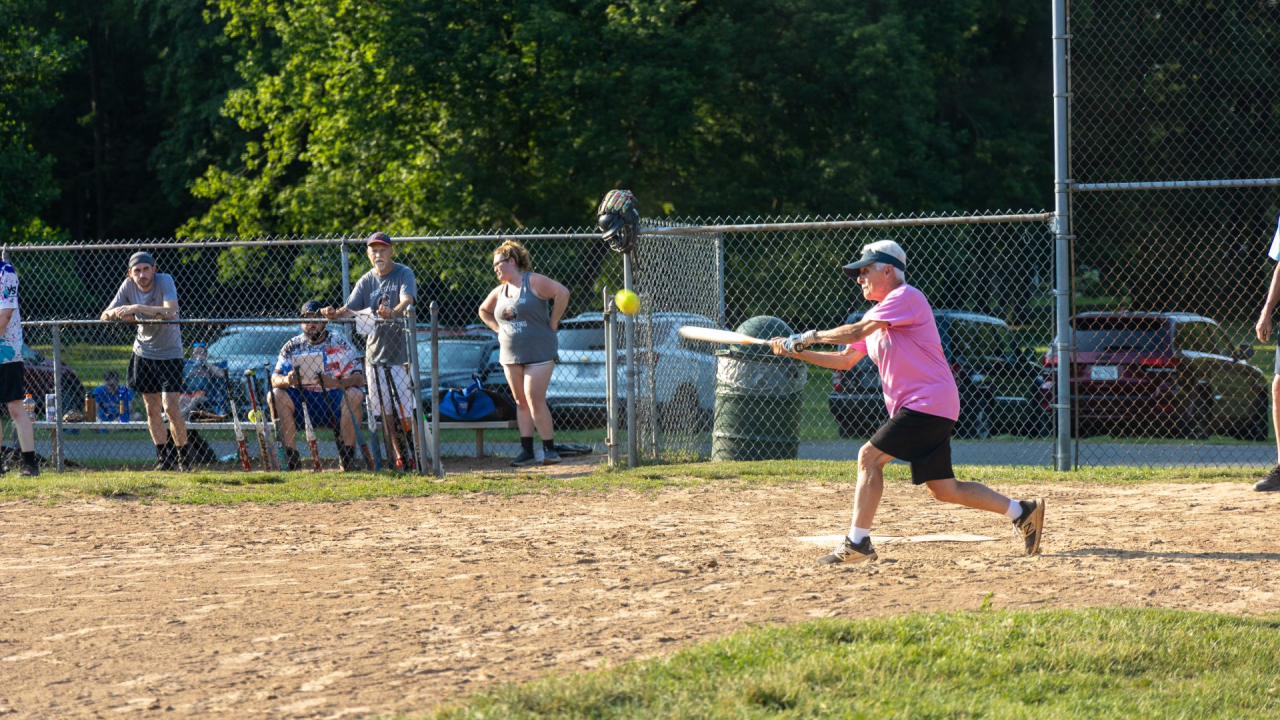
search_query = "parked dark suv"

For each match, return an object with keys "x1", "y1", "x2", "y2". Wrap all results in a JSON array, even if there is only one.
[
  {"x1": 1038, "y1": 312, "x2": 1268, "y2": 439},
  {"x1": 828, "y1": 311, "x2": 1045, "y2": 438}
]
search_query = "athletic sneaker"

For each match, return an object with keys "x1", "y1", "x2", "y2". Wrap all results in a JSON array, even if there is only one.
[
  {"x1": 1255, "y1": 465, "x2": 1280, "y2": 492},
  {"x1": 1013, "y1": 498, "x2": 1046, "y2": 555},
  {"x1": 338, "y1": 444, "x2": 358, "y2": 472},
  {"x1": 283, "y1": 446, "x2": 301, "y2": 471},
  {"x1": 510, "y1": 449, "x2": 539, "y2": 467},
  {"x1": 175, "y1": 444, "x2": 193, "y2": 473},
  {"x1": 542, "y1": 448, "x2": 561, "y2": 465},
  {"x1": 817, "y1": 536, "x2": 877, "y2": 565},
  {"x1": 19, "y1": 459, "x2": 38, "y2": 477},
  {"x1": 154, "y1": 445, "x2": 176, "y2": 472}
]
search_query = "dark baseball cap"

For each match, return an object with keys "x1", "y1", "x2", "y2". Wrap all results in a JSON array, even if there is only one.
[
  {"x1": 300, "y1": 300, "x2": 325, "y2": 318},
  {"x1": 129, "y1": 251, "x2": 156, "y2": 268},
  {"x1": 366, "y1": 231, "x2": 392, "y2": 246}
]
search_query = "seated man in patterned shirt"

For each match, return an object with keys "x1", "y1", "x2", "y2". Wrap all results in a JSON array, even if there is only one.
[{"x1": 268, "y1": 301, "x2": 366, "y2": 471}]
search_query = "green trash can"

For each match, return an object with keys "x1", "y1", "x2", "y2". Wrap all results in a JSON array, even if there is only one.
[{"x1": 712, "y1": 316, "x2": 806, "y2": 461}]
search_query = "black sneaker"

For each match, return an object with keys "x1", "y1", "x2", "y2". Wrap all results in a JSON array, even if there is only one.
[
  {"x1": 510, "y1": 449, "x2": 539, "y2": 467},
  {"x1": 175, "y1": 445, "x2": 193, "y2": 473},
  {"x1": 283, "y1": 446, "x2": 301, "y2": 471},
  {"x1": 154, "y1": 445, "x2": 176, "y2": 472},
  {"x1": 19, "y1": 460, "x2": 38, "y2": 477},
  {"x1": 817, "y1": 536, "x2": 877, "y2": 565},
  {"x1": 1256, "y1": 465, "x2": 1280, "y2": 492},
  {"x1": 338, "y1": 444, "x2": 358, "y2": 472},
  {"x1": 542, "y1": 448, "x2": 561, "y2": 465},
  {"x1": 1013, "y1": 499, "x2": 1046, "y2": 555}
]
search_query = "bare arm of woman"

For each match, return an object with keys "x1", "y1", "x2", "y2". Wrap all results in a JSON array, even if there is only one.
[
  {"x1": 530, "y1": 274, "x2": 570, "y2": 331},
  {"x1": 477, "y1": 286, "x2": 502, "y2": 332}
]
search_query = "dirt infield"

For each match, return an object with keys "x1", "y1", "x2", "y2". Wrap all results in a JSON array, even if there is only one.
[{"x1": 3, "y1": 463, "x2": 1279, "y2": 718}]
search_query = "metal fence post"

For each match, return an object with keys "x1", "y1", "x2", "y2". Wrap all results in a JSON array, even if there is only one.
[
  {"x1": 52, "y1": 322, "x2": 64, "y2": 472},
  {"x1": 604, "y1": 288, "x2": 618, "y2": 468},
  {"x1": 623, "y1": 253, "x2": 636, "y2": 467},
  {"x1": 1052, "y1": 0, "x2": 1073, "y2": 471},
  {"x1": 340, "y1": 241, "x2": 351, "y2": 307},
  {"x1": 403, "y1": 305, "x2": 428, "y2": 474},
  {"x1": 429, "y1": 301, "x2": 442, "y2": 478}
]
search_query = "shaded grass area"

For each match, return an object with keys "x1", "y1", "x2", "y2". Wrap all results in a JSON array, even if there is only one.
[
  {"x1": 417, "y1": 608, "x2": 1280, "y2": 720},
  {"x1": 0, "y1": 460, "x2": 1260, "y2": 504}
]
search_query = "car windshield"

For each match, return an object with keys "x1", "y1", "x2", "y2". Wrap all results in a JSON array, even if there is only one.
[
  {"x1": 416, "y1": 341, "x2": 489, "y2": 374},
  {"x1": 208, "y1": 328, "x2": 301, "y2": 357},
  {"x1": 559, "y1": 321, "x2": 607, "y2": 351},
  {"x1": 1072, "y1": 317, "x2": 1167, "y2": 353}
]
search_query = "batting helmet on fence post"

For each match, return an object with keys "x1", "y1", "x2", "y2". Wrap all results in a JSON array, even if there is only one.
[{"x1": 596, "y1": 189, "x2": 639, "y2": 253}]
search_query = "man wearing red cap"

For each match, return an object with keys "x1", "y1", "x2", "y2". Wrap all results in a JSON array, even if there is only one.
[{"x1": 322, "y1": 232, "x2": 418, "y2": 424}]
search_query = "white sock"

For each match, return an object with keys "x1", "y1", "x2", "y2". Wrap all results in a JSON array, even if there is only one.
[
  {"x1": 1004, "y1": 499, "x2": 1022, "y2": 520},
  {"x1": 849, "y1": 526, "x2": 870, "y2": 543}
]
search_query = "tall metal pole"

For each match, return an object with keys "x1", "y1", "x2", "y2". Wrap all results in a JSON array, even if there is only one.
[
  {"x1": 52, "y1": 323, "x2": 64, "y2": 472},
  {"x1": 714, "y1": 233, "x2": 726, "y2": 327},
  {"x1": 340, "y1": 242, "x2": 351, "y2": 306},
  {"x1": 403, "y1": 305, "x2": 428, "y2": 474},
  {"x1": 430, "y1": 302, "x2": 443, "y2": 477},
  {"x1": 623, "y1": 253, "x2": 637, "y2": 466},
  {"x1": 604, "y1": 288, "x2": 618, "y2": 468},
  {"x1": 1052, "y1": 0, "x2": 1073, "y2": 471}
]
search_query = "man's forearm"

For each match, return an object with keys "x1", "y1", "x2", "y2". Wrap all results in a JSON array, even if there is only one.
[{"x1": 1263, "y1": 265, "x2": 1280, "y2": 318}]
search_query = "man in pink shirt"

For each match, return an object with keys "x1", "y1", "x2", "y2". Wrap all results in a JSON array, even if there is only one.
[{"x1": 770, "y1": 240, "x2": 1046, "y2": 564}]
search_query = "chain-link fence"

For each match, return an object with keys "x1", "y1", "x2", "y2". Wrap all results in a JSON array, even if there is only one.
[{"x1": 1062, "y1": 0, "x2": 1280, "y2": 467}]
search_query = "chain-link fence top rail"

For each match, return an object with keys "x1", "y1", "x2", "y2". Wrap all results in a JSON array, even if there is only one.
[
  {"x1": 1067, "y1": 0, "x2": 1280, "y2": 466},
  {"x1": 636, "y1": 212, "x2": 1055, "y2": 465}
]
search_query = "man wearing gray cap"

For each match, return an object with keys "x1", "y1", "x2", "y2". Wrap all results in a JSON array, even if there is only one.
[{"x1": 100, "y1": 251, "x2": 190, "y2": 471}]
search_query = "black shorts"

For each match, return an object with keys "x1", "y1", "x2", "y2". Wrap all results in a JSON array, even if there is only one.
[
  {"x1": 0, "y1": 362, "x2": 23, "y2": 404},
  {"x1": 869, "y1": 407, "x2": 956, "y2": 484},
  {"x1": 127, "y1": 355, "x2": 184, "y2": 394}
]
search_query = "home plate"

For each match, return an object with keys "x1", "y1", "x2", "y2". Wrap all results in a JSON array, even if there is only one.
[{"x1": 795, "y1": 533, "x2": 998, "y2": 547}]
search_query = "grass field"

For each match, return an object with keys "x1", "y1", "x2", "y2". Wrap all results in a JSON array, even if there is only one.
[
  {"x1": 0, "y1": 459, "x2": 1260, "y2": 504},
  {"x1": 425, "y1": 608, "x2": 1280, "y2": 719}
]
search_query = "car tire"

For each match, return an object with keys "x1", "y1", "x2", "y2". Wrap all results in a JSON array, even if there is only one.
[
  {"x1": 1181, "y1": 393, "x2": 1211, "y2": 440},
  {"x1": 956, "y1": 394, "x2": 992, "y2": 439},
  {"x1": 661, "y1": 384, "x2": 710, "y2": 432},
  {"x1": 1232, "y1": 393, "x2": 1270, "y2": 442}
]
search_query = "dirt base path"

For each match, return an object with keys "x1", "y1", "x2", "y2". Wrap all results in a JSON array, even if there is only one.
[{"x1": 3, "y1": 476, "x2": 1278, "y2": 718}]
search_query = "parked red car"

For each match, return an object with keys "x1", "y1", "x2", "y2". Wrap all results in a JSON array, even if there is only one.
[
  {"x1": 0, "y1": 344, "x2": 87, "y2": 418},
  {"x1": 1038, "y1": 312, "x2": 1268, "y2": 439}
]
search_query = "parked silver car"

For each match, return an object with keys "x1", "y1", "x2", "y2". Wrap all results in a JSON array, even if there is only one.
[{"x1": 547, "y1": 311, "x2": 719, "y2": 429}]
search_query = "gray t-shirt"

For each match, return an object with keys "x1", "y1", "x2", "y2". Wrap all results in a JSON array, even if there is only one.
[
  {"x1": 108, "y1": 273, "x2": 183, "y2": 360},
  {"x1": 346, "y1": 263, "x2": 417, "y2": 364}
]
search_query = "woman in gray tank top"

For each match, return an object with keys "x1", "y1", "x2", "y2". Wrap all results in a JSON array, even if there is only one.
[{"x1": 478, "y1": 240, "x2": 570, "y2": 467}]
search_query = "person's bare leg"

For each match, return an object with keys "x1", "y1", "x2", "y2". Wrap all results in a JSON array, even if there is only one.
[
  {"x1": 163, "y1": 391, "x2": 187, "y2": 446},
  {"x1": 340, "y1": 388, "x2": 361, "y2": 446},
  {"x1": 502, "y1": 364, "x2": 533, "y2": 436},
  {"x1": 143, "y1": 392, "x2": 168, "y2": 446},
  {"x1": 522, "y1": 363, "x2": 555, "y2": 441},
  {"x1": 852, "y1": 441, "x2": 893, "y2": 530},
  {"x1": 272, "y1": 388, "x2": 298, "y2": 448},
  {"x1": 923, "y1": 477, "x2": 1011, "y2": 514},
  {"x1": 1271, "y1": 375, "x2": 1280, "y2": 464}
]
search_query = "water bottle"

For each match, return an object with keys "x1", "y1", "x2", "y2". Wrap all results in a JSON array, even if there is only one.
[
  {"x1": 118, "y1": 389, "x2": 127, "y2": 423},
  {"x1": 85, "y1": 391, "x2": 96, "y2": 419},
  {"x1": 22, "y1": 394, "x2": 35, "y2": 421}
]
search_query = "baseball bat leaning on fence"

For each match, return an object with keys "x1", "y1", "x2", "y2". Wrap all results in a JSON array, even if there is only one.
[
  {"x1": 262, "y1": 363, "x2": 287, "y2": 470},
  {"x1": 377, "y1": 363, "x2": 404, "y2": 470},
  {"x1": 323, "y1": 366, "x2": 374, "y2": 471},
  {"x1": 362, "y1": 382, "x2": 383, "y2": 471},
  {"x1": 384, "y1": 361, "x2": 416, "y2": 471},
  {"x1": 228, "y1": 396, "x2": 252, "y2": 471},
  {"x1": 243, "y1": 370, "x2": 274, "y2": 471},
  {"x1": 298, "y1": 390, "x2": 323, "y2": 472},
  {"x1": 676, "y1": 326, "x2": 771, "y2": 346}
]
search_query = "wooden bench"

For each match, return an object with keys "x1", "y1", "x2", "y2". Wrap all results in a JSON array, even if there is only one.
[
  {"x1": 35, "y1": 419, "x2": 520, "y2": 461},
  {"x1": 432, "y1": 420, "x2": 518, "y2": 458}
]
